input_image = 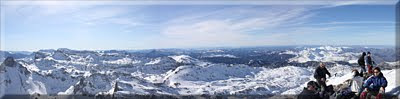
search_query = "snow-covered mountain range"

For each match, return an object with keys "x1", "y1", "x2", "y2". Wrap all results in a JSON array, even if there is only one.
[{"x1": 0, "y1": 46, "x2": 398, "y2": 98}]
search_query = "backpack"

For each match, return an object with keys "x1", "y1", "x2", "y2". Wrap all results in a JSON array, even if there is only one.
[{"x1": 335, "y1": 87, "x2": 355, "y2": 99}]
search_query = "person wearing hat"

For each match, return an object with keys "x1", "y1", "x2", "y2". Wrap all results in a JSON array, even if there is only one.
[
  {"x1": 358, "y1": 52, "x2": 367, "y2": 73},
  {"x1": 298, "y1": 81, "x2": 321, "y2": 99}
]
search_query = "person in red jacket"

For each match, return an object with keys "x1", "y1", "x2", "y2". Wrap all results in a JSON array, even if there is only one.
[{"x1": 366, "y1": 52, "x2": 375, "y2": 74}]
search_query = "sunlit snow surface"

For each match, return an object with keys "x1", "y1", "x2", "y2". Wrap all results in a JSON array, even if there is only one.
[{"x1": 0, "y1": 46, "x2": 398, "y2": 97}]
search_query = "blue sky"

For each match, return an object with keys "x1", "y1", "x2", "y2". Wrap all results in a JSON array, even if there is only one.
[{"x1": 0, "y1": 0, "x2": 397, "y2": 51}]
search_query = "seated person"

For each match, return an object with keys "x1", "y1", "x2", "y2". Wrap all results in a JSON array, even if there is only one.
[
  {"x1": 360, "y1": 67, "x2": 387, "y2": 99},
  {"x1": 350, "y1": 69, "x2": 363, "y2": 95},
  {"x1": 298, "y1": 81, "x2": 321, "y2": 99}
]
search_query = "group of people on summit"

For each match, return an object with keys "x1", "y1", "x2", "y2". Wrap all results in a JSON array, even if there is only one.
[{"x1": 298, "y1": 52, "x2": 388, "y2": 99}]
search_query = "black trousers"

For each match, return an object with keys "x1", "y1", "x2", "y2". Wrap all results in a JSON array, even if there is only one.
[{"x1": 316, "y1": 78, "x2": 327, "y2": 91}]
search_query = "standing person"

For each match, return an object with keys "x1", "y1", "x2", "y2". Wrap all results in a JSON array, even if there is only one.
[
  {"x1": 366, "y1": 52, "x2": 375, "y2": 74},
  {"x1": 298, "y1": 81, "x2": 322, "y2": 99},
  {"x1": 314, "y1": 62, "x2": 331, "y2": 93},
  {"x1": 358, "y1": 52, "x2": 367, "y2": 74},
  {"x1": 360, "y1": 67, "x2": 387, "y2": 99}
]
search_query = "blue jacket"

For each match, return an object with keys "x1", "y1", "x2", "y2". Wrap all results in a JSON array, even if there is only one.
[{"x1": 363, "y1": 73, "x2": 387, "y2": 91}]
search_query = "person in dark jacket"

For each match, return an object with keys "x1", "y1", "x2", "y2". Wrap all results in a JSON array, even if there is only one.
[
  {"x1": 360, "y1": 67, "x2": 387, "y2": 99},
  {"x1": 298, "y1": 81, "x2": 321, "y2": 99},
  {"x1": 357, "y1": 52, "x2": 366, "y2": 73},
  {"x1": 314, "y1": 62, "x2": 331, "y2": 93},
  {"x1": 366, "y1": 52, "x2": 375, "y2": 74}
]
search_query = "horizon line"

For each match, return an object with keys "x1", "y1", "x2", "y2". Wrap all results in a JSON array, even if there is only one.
[{"x1": 1, "y1": 44, "x2": 395, "y2": 52}]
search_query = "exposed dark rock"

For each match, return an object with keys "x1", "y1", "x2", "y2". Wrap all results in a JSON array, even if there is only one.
[
  {"x1": 34, "y1": 52, "x2": 47, "y2": 60},
  {"x1": 3, "y1": 57, "x2": 16, "y2": 67}
]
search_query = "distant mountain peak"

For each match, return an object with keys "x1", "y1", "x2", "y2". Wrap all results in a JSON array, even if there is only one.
[{"x1": 3, "y1": 57, "x2": 16, "y2": 67}]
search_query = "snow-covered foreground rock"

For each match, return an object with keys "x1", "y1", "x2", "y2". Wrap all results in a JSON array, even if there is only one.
[{"x1": 0, "y1": 46, "x2": 398, "y2": 98}]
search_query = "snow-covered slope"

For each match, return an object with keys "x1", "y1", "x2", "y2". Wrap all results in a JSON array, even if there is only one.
[
  {"x1": 0, "y1": 57, "x2": 46, "y2": 96},
  {"x1": 282, "y1": 46, "x2": 359, "y2": 63},
  {"x1": 0, "y1": 46, "x2": 397, "y2": 98}
]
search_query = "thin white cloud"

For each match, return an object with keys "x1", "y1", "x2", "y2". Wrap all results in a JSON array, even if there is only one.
[
  {"x1": 156, "y1": 6, "x2": 315, "y2": 48},
  {"x1": 323, "y1": 0, "x2": 397, "y2": 8},
  {"x1": 73, "y1": 7, "x2": 135, "y2": 25},
  {"x1": 310, "y1": 21, "x2": 395, "y2": 26},
  {"x1": 3, "y1": 1, "x2": 144, "y2": 29},
  {"x1": 4, "y1": 0, "x2": 395, "y2": 5},
  {"x1": 1, "y1": 1, "x2": 395, "y2": 50}
]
